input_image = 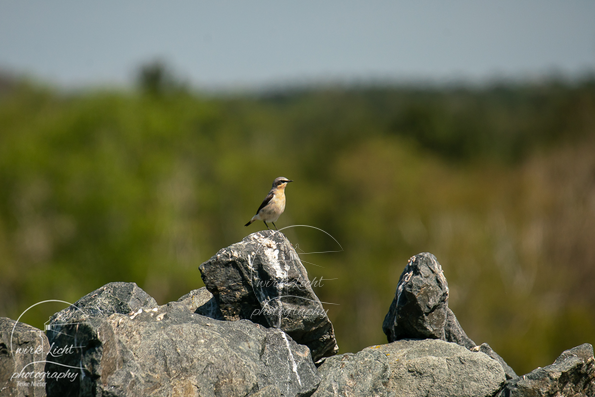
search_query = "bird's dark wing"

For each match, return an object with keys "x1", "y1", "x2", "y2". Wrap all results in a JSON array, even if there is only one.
[{"x1": 256, "y1": 192, "x2": 274, "y2": 214}]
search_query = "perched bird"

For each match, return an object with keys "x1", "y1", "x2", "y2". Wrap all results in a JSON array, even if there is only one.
[{"x1": 245, "y1": 177, "x2": 293, "y2": 230}]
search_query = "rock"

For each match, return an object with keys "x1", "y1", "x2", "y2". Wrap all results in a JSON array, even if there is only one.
[
  {"x1": 49, "y1": 281, "x2": 159, "y2": 325},
  {"x1": 497, "y1": 343, "x2": 595, "y2": 397},
  {"x1": 313, "y1": 339, "x2": 506, "y2": 397},
  {"x1": 45, "y1": 281, "x2": 320, "y2": 397},
  {"x1": 383, "y1": 254, "x2": 523, "y2": 373},
  {"x1": 176, "y1": 286, "x2": 225, "y2": 320},
  {"x1": 382, "y1": 253, "x2": 448, "y2": 341},
  {"x1": 382, "y1": 253, "x2": 518, "y2": 382},
  {"x1": 199, "y1": 230, "x2": 338, "y2": 361},
  {"x1": 44, "y1": 282, "x2": 159, "y2": 396},
  {"x1": 175, "y1": 286, "x2": 214, "y2": 312},
  {"x1": 314, "y1": 350, "x2": 390, "y2": 397},
  {"x1": 0, "y1": 317, "x2": 48, "y2": 397},
  {"x1": 383, "y1": 253, "x2": 474, "y2": 348}
]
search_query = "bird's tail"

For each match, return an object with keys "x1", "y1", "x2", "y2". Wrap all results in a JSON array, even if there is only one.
[{"x1": 244, "y1": 219, "x2": 253, "y2": 227}]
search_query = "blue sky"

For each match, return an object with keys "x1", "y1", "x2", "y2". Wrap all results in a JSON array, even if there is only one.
[{"x1": 1, "y1": 1, "x2": 594, "y2": 90}]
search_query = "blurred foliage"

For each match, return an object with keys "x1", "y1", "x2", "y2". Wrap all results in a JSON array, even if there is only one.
[
  {"x1": 1, "y1": 71, "x2": 594, "y2": 375},
  {"x1": 136, "y1": 60, "x2": 188, "y2": 97}
]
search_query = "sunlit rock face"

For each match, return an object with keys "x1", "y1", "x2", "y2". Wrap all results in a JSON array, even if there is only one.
[{"x1": 199, "y1": 230, "x2": 338, "y2": 362}]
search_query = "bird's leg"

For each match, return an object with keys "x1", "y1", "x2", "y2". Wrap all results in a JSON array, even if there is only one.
[
  {"x1": 272, "y1": 222, "x2": 278, "y2": 230},
  {"x1": 264, "y1": 221, "x2": 269, "y2": 230}
]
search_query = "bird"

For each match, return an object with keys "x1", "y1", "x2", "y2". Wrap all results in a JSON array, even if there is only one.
[{"x1": 245, "y1": 177, "x2": 293, "y2": 230}]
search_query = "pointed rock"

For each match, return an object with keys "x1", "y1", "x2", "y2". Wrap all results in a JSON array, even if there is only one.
[
  {"x1": 382, "y1": 252, "x2": 518, "y2": 380},
  {"x1": 383, "y1": 252, "x2": 474, "y2": 346}
]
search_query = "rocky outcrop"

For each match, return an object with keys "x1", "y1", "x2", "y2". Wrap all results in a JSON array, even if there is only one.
[
  {"x1": 45, "y1": 282, "x2": 320, "y2": 397},
  {"x1": 0, "y1": 317, "x2": 48, "y2": 397},
  {"x1": 199, "y1": 230, "x2": 338, "y2": 361},
  {"x1": 313, "y1": 339, "x2": 506, "y2": 397},
  {"x1": 2, "y1": 236, "x2": 594, "y2": 397},
  {"x1": 497, "y1": 343, "x2": 595, "y2": 397}
]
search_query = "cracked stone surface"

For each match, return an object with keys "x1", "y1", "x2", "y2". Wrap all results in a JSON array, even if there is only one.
[
  {"x1": 44, "y1": 282, "x2": 320, "y2": 397},
  {"x1": 313, "y1": 339, "x2": 506, "y2": 397},
  {"x1": 199, "y1": 230, "x2": 338, "y2": 361}
]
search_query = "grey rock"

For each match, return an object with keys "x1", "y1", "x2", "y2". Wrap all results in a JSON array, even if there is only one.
[
  {"x1": 313, "y1": 350, "x2": 391, "y2": 397},
  {"x1": 45, "y1": 281, "x2": 320, "y2": 397},
  {"x1": 313, "y1": 339, "x2": 506, "y2": 397},
  {"x1": 175, "y1": 286, "x2": 213, "y2": 312},
  {"x1": 497, "y1": 343, "x2": 595, "y2": 397},
  {"x1": 44, "y1": 282, "x2": 159, "y2": 396},
  {"x1": 0, "y1": 317, "x2": 48, "y2": 397},
  {"x1": 199, "y1": 230, "x2": 338, "y2": 361},
  {"x1": 175, "y1": 286, "x2": 225, "y2": 320},
  {"x1": 382, "y1": 253, "x2": 517, "y2": 381},
  {"x1": 383, "y1": 253, "x2": 474, "y2": 347},
  {"x1": 191, "y1": 287, "x2": 226, "y2": 320},
  {"x1": 49, "y1": 281, "x2": 158, "y2": 325},
  {"x1": 382, "y1": 253, "x2": 448, "y2": 341}
]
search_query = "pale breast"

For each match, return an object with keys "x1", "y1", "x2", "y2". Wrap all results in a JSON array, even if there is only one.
[{"x1": 260, "y1": 193, "x2": 286, "y2": 222}]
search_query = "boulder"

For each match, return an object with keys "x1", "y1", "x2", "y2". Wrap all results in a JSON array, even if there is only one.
[
  {"x1": 0, "y1": 317, "x2": 48, "y2": 397},
  {"x1": 199, "y1": 230, "x2": 338, "y2": 361},
  {"x1": 45, "y1": 282, "x2": 320, "y2": 397},
  {"x1": 383, "y1": 253, "x2": 450, "y2": 341},
  {"x1": 44, "y1": 281, "x2": 159, "y2": 396},
  {"x1": 497, "y1": 343, "x2": 595, "y2": 397},
  {"x1": 48, "y1": 281, "x2": 159, "y2": 325},
  {"x1": 313, "y1": 339, "x2": 506, "y2": 397},
  {"x1": 383, "y1": 253, "x2": 475, "y2": 348},
  {"x1": 382, "y1": 253, "x2": 518, "y2": 380}
]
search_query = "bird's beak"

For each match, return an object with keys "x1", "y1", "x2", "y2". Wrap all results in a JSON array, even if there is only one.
[{"x1": 287, "y1": 180, "x2": 293, "y2": 183}]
